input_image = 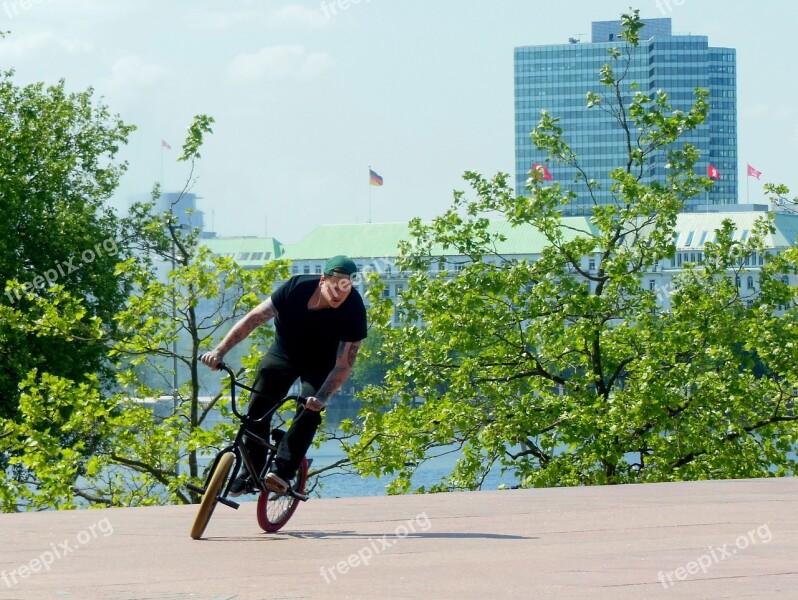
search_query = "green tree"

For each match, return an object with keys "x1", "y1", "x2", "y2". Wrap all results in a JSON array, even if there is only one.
[
  {"x1": 351, "y1": 10, "x2": 798, "y2": 493},
  {"x1": 0, "y1": 53, "x2": 135, "y2": 420},
  {"x1": 0, "y1": 116, "x2": 291, "y2": 509},
  {"x1": 349, "y1": 327, "x2": 397, "y2": 391}
]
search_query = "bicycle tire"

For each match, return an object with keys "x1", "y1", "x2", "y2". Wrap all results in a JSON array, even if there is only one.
[
  {"x1": 256, "y1": 456, "x2": 309, "y2": 533},
  {"x1": 190, "y1": 451, "x2": 234, "y2": 540}
]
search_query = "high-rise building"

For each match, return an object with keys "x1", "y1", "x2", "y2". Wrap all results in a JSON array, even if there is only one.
[{"x1": 514, "y1": 17, "x2": 737, "y2": 213}]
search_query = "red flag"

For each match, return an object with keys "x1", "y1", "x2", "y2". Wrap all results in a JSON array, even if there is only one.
[
  {"x1": 532, "y1": 163, "x2": 553, "y2": 181},
  {"x1": 747, "y1": 164, "x2": 762, "y2": 179},
  {"x1": 707, "y1": 165, "x2": 720, "y2": 180},
  {"x1": 161, "y1": 139, "x2": 172, "y2": 150}
]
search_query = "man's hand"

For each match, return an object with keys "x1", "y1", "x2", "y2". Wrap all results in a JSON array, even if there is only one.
[
  {"x1": 305, "y1": 396, "x2": 327, "y2": 412},
  {"x1": 199, "y1": 350, "x2": 225, "y2": 370}
]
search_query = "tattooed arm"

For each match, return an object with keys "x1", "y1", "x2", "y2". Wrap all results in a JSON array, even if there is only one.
[
  {"x1": 305, "y1": 340, "x2": 362, "y2": 411},
  {"x1": 199, "y1": 298, "x2": 278, "y2": 370}
]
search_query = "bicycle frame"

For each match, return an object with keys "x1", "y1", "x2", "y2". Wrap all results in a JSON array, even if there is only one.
[{"x1": 187, "y1": 362, "x2": 310, "y2": 509}]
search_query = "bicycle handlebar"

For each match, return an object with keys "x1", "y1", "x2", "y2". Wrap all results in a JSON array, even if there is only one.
[{"x1": 199, "y1": 359, "x2": 306, "y2": 422}]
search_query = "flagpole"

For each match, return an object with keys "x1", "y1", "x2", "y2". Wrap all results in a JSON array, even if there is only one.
[
  {"x1": 746, "y1": 166, "x2": 750, "y2": 204},
  {"x1": 160, "y1": 143, "x2": 165, "y2": 193},
  {"x1": 368, "y1": 166, "x2": 372, "y2": 224}
]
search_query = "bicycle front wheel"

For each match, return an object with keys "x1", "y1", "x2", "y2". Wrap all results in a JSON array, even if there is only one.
[
  {"x1": 256, "y1": 456, "x2": 309, "y2": 533},
  {"x1": 190, "y1": 451, "x2": 234, "y2": 540}
]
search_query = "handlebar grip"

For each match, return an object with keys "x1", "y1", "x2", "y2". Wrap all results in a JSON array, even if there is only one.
[{"x1": 196, "y1": 357, "x2": 227, "y2": 372}]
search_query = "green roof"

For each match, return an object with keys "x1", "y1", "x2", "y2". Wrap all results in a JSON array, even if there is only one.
[
  {"x1": 203, "y1": 211, "x2": 798, "y2": 267},
  {"x1": 201, "y1": 236, "x2": 284, "y2": 267},
  {"x1": 280, "y1": 223, "x2": 411, "y2": 260},
  {"x1": 281, "y1": 218, "x2": 600, "y2": 261},
  {"x1": 674, "y1": 211, "x2": 798, "y2": 249}
]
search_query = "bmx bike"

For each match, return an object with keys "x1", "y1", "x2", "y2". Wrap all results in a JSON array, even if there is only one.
[{"x1": 188, "y1": 362, "x2": 310, "y2": 539}]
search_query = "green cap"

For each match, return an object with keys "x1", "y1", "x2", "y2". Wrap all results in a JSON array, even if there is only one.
[{"x1": 323, "y1": 255, "x2": 358, "y2": 278}]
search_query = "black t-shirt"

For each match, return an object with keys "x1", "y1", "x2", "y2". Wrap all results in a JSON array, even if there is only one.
[{"x1": 271, "y1": 275, "x2": 368, "y2": 369}]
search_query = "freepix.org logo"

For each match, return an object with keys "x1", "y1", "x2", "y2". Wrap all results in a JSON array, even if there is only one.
[
  {"x1": 657, "y1": 523, "x2": 773, "y2": 588},
  {"x1": 320, "y1": 512, "x2": 432, "y2": 583},
  {"x1": 2, "y1": 0, "x2": 54, "y2": 20},
  {"x1": 655, "y1": 0, "x2": 688, "y2": 15},
  {"x1": 320, "y1": 0, "x2": 371, "y2": 20},
  {"x1": 5, "y1": 237, "x2": 119, "y2": 304},
  {"x1": 1, "y1": 518, "x2": 114, "y2": 588}
]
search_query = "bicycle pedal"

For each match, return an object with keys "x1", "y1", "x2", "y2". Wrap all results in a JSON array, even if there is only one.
[
  {"x1": 218, "y1": 497, "x2": 240, "y2": 510},
  {"x1": 186, "y1": 483, "x2": 206, "y2": 495}
]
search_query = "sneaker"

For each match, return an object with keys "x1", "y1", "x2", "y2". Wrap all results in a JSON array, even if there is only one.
[
  {"x1": 263, "y1": 472, "x2": 289, "y2": 494},
  {"x1": 228, "y1": 474, "x2": 254, "y2": 497}
]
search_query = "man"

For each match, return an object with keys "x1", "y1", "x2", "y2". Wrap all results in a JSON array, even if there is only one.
[{"x1": 200, "y1": 255, "x2": 367, "y2": 495}]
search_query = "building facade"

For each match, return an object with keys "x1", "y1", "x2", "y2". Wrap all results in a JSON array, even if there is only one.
[
  {"x1": 514, "y1": 17, "x2": 737, "y2": 212},
  {"x1": 206, "y1": 208, "x2": 793, "y2": 318}
]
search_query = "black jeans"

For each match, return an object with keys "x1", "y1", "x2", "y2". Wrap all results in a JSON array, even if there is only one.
[{"x1": 244, "y1": 345, "x2": 327, "y2": 480}]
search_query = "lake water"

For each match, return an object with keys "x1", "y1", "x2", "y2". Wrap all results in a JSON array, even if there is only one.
[
  {"x1": 194, "y1": 403, "x2": 519, "y2": 498},
  {"x1": 305, "y1": 435, "x2": 519, "y2": 498}
]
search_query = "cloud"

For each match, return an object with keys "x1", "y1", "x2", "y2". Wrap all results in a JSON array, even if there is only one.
[
  {"x1": 107, "y1": 56, "x2": 170, "y2": 88},
  {"x1": 227, "y1": 45, "x2": 334, "y2": 82},
  {"x1": 0, "y1": 31, "x2": 93, "y2": 60}
]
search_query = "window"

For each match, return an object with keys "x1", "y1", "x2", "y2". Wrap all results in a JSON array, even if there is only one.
[
  {"x1": 589, "y1": 258, "x2": 596, "y2": 271},
  {"x1": 250, "y1": 252, "x2": 264, "y2": 261},
  {"x1": 685, "y1": 231, "x2": 695, "y2": 246},
  {"x1": 649, "y1": 279, "x2": 656, "y2": 291},
  {"x1": 303, "y1": 265, "x2": 310, "y2": 274},
  {"x1": 747, "y1": 276, "x2": 754, "y2": 290},
  {"x1": 315, "y1": 265, "x2": 322, "y2": 274},
  {"x1": 291, "y1": 265, "x2": 298, "y2": 274},
  {"x1": 237, "y1": 252, "x2": 250, "y2": 260}
]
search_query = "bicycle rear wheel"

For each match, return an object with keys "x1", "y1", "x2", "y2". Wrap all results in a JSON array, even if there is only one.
[
  {"x1": 256, "y1": 456, "x2": 309, "y2": 533},
  {"x1": 190, "y1": 451, "x2": 234, "y2": 540}
]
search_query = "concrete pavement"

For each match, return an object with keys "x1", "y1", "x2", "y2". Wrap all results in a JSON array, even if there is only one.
[{"x1": 0, "y1": 477, "x2": 796, "y2": 599}]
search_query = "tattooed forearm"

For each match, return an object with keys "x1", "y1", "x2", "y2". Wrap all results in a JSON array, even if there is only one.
[
  {"x1": 346, "y1": 341, "x2": 361, "y2": 368},
  {"x1": 216, "y1": 298, "x2": 277, "y2": 355},
  {"x1": 316, "y1": 366, "x2": 350, "y2": 402},
  {"x1": 316, "y1": 341, "x2": 361, "y2": 402}
]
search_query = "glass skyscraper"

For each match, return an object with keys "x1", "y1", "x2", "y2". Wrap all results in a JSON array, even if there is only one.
[{"x1": 514, "y1": 18, "x2": 737, "y2": 213}]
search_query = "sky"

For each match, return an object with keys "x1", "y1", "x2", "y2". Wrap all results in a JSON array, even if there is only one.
[{"x1": 1, "y1": 0, "x2": 796, "y2": 244}]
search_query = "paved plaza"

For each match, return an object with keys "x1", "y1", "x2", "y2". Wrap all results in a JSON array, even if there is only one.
[{"x1": 0, "y1": 477, "x2": 796, "y2": 599}]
